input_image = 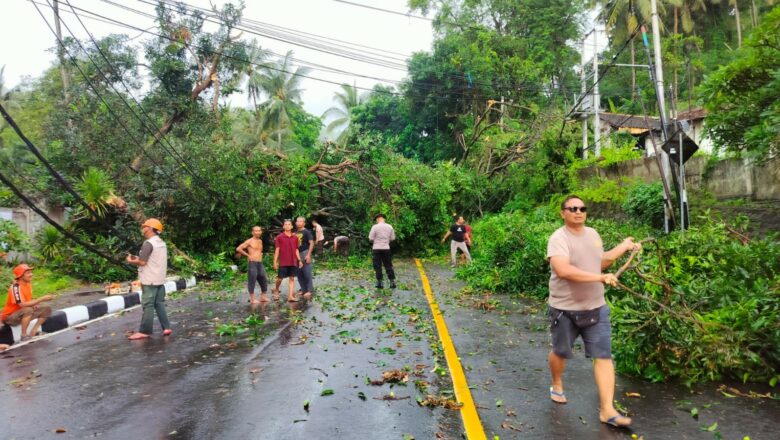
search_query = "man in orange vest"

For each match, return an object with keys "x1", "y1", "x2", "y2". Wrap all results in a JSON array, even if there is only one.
[{"x1": 1, "y1": 264, "x2": 53, "y2": 341}]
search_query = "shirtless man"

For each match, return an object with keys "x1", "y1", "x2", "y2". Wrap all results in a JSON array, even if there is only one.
[{"x1": 236, "y1": 226, "x2": 270, "y2": 303}]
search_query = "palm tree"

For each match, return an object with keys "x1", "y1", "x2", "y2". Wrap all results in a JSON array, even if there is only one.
[
  {"x1": 0, "y1": 65, "x2": 21, "y2": 150},
  {"x1": 231, "y1": 39, "x2": 269, "y2": 109},
  {"x1": 599, "y1": 0, "x2": 660, "y2": 98},
  {"x1": 322, "y1": 83, "x2": 361, "y2": 142},
  {"x1": 233, "y1": 108, "x2": 296, "y2": 153},
  {"x1": 254, "y1": 51, "x2": 310, "y2": 150}
]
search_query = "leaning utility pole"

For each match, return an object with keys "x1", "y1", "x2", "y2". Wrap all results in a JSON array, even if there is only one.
[
  {"x1": 650, "y1": 0, "x2": 675, "y2": 233},
  {"x1": 592, "y1": 29, "x2": 601, "y2": 157},
  {"x1": 581, "y1": 37, "x2": 588, "y2": 159},
  {"x1": 53, "y1": 0, "x2": 70, "y2": 102}
]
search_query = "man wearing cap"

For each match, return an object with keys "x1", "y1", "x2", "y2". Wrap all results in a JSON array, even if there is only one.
[
  {"x1": 126, "y1": 218, "x2": 171, "y2": 340},
  {"x1": 368, "y1": 214, "x2": 396, "y2": 289},
  {"x1": 1, "y1": 264, "x2": 53, "y2": 341}
]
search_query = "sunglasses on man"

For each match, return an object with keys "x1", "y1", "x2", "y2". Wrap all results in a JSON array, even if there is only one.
[{"x1": 563, "y1": 206, "x2": 587, "y2": 213}]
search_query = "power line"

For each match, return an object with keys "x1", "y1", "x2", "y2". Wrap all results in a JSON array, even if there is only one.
[
  {"x1": 30, "y1": 0, "x2": 212, "y2": 209},
  {"x1": 0, "y1": 101, "x2": 103, "y2": 220},
  {"x1": 557, "y1": 21, "x2": 645, "y2": 141},
  {"x1": 331, "y1": 0, "x2": 433, "y2": 21},
  {"x1": 130, "y1": 0, "x2": 577, "y2": 95},
  {"x1": 60, "y1": 0, "x2": 577, "y2": 102},
  {"x1": 60, "y1": 0, "x2": 229, "y2": 207},
  {"x1": 0, "y1": 170, "x2": 131, "y2": 270}
]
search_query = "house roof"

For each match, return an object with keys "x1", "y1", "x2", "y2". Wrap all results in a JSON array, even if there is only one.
[
  {"x1": 599, "y1": 113, "x2": 661, "y2": 131},
  {"x1": 676, "y1": 108, "x2": 707, "y2": 121}
]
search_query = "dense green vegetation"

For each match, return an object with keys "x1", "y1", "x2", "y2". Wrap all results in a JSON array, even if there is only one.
[{"x1": 0, "y1": 1, "x2": 777, "y2": 383}]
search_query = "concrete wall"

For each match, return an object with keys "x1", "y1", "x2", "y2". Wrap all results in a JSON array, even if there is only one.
[
  {"x1": 579, "y1": 156, "x2": 780, "y2": 201},
  {"x1": 0, "y1": 204, "x2": 66, "y2": 261}
]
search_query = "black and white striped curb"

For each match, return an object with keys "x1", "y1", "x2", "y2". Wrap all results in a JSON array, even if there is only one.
[{"x1": 0, "y1": 277, "x2": 196, "y2": 344}]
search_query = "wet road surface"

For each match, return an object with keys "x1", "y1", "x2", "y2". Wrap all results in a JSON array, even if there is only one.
[
  {"x1": 1, "y1": 261, "x2": 461, "y2": 439},
  {"x1": 2, "y1": 259, "x2": 778, "y2": 439},
  {"x1": 422, "y1": 261, "x2": 780, "y2": 440}
]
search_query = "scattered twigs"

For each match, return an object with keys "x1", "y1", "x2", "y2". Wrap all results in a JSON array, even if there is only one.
[{"x1": 726, "y1": 226, "x2": 751, "y2": 245}]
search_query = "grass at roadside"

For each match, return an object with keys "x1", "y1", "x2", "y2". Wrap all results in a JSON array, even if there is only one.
[{"x1": 0, "y1": 267, "x2": 83, "y2": 305}]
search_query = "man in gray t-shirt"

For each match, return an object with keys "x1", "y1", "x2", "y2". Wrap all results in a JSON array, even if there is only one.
[
  {"x1": 368, "y1": 214, "x2": 396, "y2": 289},
  {"x1": 545, "y1": 195, "x2": 639, "y2": 428}
]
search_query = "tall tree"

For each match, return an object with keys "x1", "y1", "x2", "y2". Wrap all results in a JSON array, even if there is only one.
[
  {"x1": 322, "y1": 83, "x2": 361, "y2": 142},
  {"x1": 254, "y1": 51, "x2": 310, "y2": 150},
  {"x1": 0, "y1": 66, "x2": 18, "y2": 150},
  {"x1": 133, "y1": 1, "x2": 247, "y2": 170},
  {"x1": 700, "y1": 5, "x2": 780, "y2": 160}
]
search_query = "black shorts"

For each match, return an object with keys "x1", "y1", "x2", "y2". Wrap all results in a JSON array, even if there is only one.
[
  {"x1": 549, "y1": 305, "x2": 612, "y2": 359},
  {"x1": 277, "y1": 266, "x2": 298, "y2": 278}
]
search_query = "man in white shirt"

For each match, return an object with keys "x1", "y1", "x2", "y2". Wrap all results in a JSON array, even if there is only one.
[{"x1": 368, "y1": 214, "x2": 396, "y2": 289}]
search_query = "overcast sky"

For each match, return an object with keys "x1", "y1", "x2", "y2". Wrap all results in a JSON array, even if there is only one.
[
  {"x1": 1, "y1": 0, "x2": 606, "y2": 124},
  {"x1": 1, "y1": 0, "x2": 436, "y2": 119}
]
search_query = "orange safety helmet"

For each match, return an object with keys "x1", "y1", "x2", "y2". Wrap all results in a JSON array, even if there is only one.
[
  {"x1": 142, "y1": 218, "x2": 164, "y2": 233},
  {"x1": 13, "y1": 264, "x2": 34, "y2": 278}
]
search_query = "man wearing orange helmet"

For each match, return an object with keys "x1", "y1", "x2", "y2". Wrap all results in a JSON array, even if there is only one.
[
  {"x1": 1, "y1": 264, "x2": 53, "y2": 341},
  {"x1": 126, "y1": 218, "x2": 171, "y2": 340}
]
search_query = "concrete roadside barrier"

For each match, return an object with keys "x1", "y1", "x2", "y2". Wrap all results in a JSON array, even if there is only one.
[{"x1": 0, "y1": 276, "x2": 196, "y2": 345}]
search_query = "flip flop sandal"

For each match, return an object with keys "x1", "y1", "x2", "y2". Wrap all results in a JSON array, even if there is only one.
[
  {"x1": 128, "y1": 332, "x2": 150, "y2": 340},
  {"x1": 549, "y1": 387, "x2": 567, "y2": 404},
  {"x1": 162, "y1": 329, "x2": 173, "y2": 336},
  {"x1": 602, "y1": 415, "x2": 632, "y2": 427}
]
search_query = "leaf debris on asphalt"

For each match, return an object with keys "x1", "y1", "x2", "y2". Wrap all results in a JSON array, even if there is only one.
[{"x1": 417, "y1": 395, "x2": 463, "y2": 410}]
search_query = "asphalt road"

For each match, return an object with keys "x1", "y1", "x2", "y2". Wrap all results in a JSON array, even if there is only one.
[
  {"x1": 2, "y1": 259, "x2": 778, "y2": 440},
  {"x1": 0, "y1": 261, "x2": 461, "y2": 440}
]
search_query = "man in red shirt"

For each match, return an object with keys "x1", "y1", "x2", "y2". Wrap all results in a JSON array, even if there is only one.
[
  {"x1": 273, "y1": 219, "x2": 303, "y2": 302},
  {"x1": 2, "y1": 264, "x2": 53, "y2": 341}
]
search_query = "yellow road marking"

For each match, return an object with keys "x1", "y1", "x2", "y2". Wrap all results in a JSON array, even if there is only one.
[{"x1": 414, "y1": 258, "x2": 487, "y2": 440}]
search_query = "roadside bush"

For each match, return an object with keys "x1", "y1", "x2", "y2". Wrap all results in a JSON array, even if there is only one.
[
  {"x1": 35, "y1": 225, "x2": 64, "y2": 263},
  {"x1": 622, "y1": 182, "x2": 665, "y2": 228},
  {"x1": 611, "y1": 216, "x2": 780, "y2": 384},
  {"x1": 48, "y1": 234, "x2": 131, "y2": 283},
  {"x1": 0, "y1": 219, "x2": 31, "y2": 258}
]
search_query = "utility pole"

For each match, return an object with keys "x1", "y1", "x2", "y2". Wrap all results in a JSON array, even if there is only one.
[
  {"x1": 53, "y1": 0, "x2": 70, "y2": 102},
  {"x1": 500, "y1": 95, "x2": 505, "y2": 131},
  {"x1": 581, "y1": 37, "x2": 588, "y2": 159},
  {"x1": 651, "y1": 0, "x2": 666, "y2": 128},
  {"x1": 592, "y1": 29, "x2": 601, "y2": 157},
  {"x1": 650, "y1": 0, "x2": 674, "y2": 233}
]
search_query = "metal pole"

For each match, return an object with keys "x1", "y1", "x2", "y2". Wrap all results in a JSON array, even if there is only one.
[
  {"x1": 581, "y1": 37, "x2": 588, "y2": 159},
  {"x1": 593, "y1": 29, "x2": 601, "y2": 157},
  {"x1": 639, "y1": 26, "x2": 675, "y2": 233},
  {"x1": 500, "y1": 95, "x2": 505, "y2": 131},
  {"x1": 651, "y1": 0, "x2": 666, "y2": 126},
  {"x1": 651, "y1": 0, "x2": 675, "y2": 232},
  {"x1": 679, "y1": 131, "x2": 687, "y2": 231}
]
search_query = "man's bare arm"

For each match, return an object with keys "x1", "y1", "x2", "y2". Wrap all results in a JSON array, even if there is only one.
[
  {"x1": 19, "y1": 295, "x2": 54, "y2": 307},
  {"x1": 550, "y1": 256, "x2": 617, "y2": 286},
  {"x1": 601, "y1": 238, "x2": 640, "y2": 270},
  {"x1": 236, "y1": 239, "x2": 251, "y2": 257}
]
